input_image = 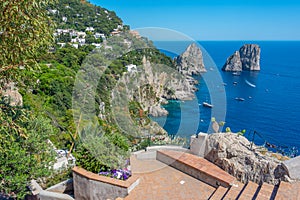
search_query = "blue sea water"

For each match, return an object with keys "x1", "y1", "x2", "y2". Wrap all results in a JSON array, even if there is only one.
[{"x1": 152, "y1": 41, "x2": 300, "y2": 155}]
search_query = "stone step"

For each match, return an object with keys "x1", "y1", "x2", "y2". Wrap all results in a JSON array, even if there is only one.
[
  {"x1": 256, "y1": 183, "x2": 275, "y2": 200},
  {"x1": 275, "y1": 181, "x2": 300, "y2": 200},
  {"x1": 209, "y1": 186, "x2": 228, "y2": 200},
  {"x1": 223, "y1": 181, "x2": 245, "y2": 200},
  {"x1": 238, "y1": 181, "x2": 259, "y2": 200},
  {"x1": 157, "y1": 150, "x2": 236, "y2": 188}
]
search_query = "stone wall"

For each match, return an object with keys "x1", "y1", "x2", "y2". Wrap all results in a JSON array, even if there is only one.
[
  {"x1": 28, "y1": 180, "x2": 74, "y2": 200},
  {"x1": 72, "y1": 167, "x2": 140, "y2": 200}
]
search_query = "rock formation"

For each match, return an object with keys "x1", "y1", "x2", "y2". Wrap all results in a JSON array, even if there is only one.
[
  {"x1": 222, "y1": 44, "x2": 261, "y2": 71},
  {"x1": 1, "y1": 82, "x2": 23, "y2": 107},
  {"x1": 117, "y1": 56, "x2": 196, "y2": 117},
  {"x1": 204, "y1": 132, "x2": 289, "y2": 185},
  {"x1": 175, "y1": 43, "x2": 206, "y2": 75}
]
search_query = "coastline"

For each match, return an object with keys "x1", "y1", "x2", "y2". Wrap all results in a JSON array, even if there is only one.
[{"x1": 152, "y1": 41, "x2": 300, "y2": 156}]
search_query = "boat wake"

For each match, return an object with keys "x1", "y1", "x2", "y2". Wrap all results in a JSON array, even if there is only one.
[{"x1": 245, "y1": 79, "x2": 256, "y2": 88}]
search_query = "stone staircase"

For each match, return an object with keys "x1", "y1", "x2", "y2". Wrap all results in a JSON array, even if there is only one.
[
  {"x1": 209, "y1": 181, "x2": 300, "y2": 200},
  {"x1": 158, "y1": 150, "x2": 300, "y2": 200}
]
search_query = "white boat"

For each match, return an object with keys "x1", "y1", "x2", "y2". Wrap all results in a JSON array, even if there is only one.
[
  {"x1": 203, "y1": 102, "x2": 213, "y2": 108},
  {"x1": 232, "y1": 72, "x2": 241, "y2": 76},
  {"x1": 235, "y1": 97, "x2": 245, "y2": 101}
]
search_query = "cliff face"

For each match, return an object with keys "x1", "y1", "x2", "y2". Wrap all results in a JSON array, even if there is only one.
[
  {"x1": 118, "y1": 56, "x2": 196, "y2": 117},
  {"x1": 175, "y1": 43, "x2": 206, "y2": 75},
  {"x1": 204, "y1": 133, "x2": 289, "y2": 185},
  {"x1": 222, "y1": 44, "x2": 261, "y2": 71}
]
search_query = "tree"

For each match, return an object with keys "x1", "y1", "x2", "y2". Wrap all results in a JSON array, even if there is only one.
[
  {"x1": 0, "y1": 100, "x2": 56, "y2": 199},
  {"x1": 0, "y1": 0, "x2": 55, "y2": 77},
  {"x1": 0, "y1": 1, "x2": 57, "y2": 198}
]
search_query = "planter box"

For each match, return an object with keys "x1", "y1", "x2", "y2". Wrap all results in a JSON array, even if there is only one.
[{"x1": 72, "y1": 167, "x2": 139, "y2": 200}]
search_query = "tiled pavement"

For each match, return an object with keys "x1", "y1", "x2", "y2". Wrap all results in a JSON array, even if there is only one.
[
  {"x1": 124, "y1": 156, "x2": 216, "y2": 200},
  {"x1": 121, "y1": 150, "x2": 300, "y2": 200}
]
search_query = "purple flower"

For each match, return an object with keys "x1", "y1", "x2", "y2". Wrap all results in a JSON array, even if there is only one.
[{"x1": 99, "y1": 168, "x2": 132, "y2": 180}]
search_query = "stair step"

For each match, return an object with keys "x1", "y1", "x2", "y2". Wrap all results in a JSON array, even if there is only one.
[
  {"x1": 223, "y1": 182, "x2": 245, "y2": 200},
  {"x1": 238, "y1": 181, "x2": 259, "y2": 200},
  {"x1": 275, "y1": 181, "x2": 300, "y2": 200},
  {"x1": 275, "y1": 181, "x2": 292, "y2": 200},
  {"x1": 256, "y1": 183, "x2": 275, "y2": 200},
  {"x1": 210, "y1": 186, "x2": 228, "y2": 200}
]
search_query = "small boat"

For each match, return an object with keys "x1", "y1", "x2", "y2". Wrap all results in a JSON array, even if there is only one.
[
  {"x1": 232, "y1": 72, "x2": 241, "y2": 76},
  {"x1": 235, "y1": 97, "x2": 245, "y2": 101},
  {"x1": 203, "y1": 102, "x2": 213, "y2": 108},
  {"x1": 233, "y1": 81, "x2": 238, "y2": 85}
]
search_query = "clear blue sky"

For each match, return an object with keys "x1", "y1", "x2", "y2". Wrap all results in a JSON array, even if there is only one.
[{"x1": 90, "y1": 0, "x2": 300, "y2": 40}]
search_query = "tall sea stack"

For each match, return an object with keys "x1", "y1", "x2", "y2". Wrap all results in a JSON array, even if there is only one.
[
  {"x1": 222, "y1": 44, "x2": 261, "y2": 71},
  {"x1": 175, "y1": 43, "x2": 206, "y2": 75}
]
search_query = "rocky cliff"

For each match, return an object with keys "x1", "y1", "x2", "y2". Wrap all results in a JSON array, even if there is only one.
[
  {"x1": 118, "y1": 56, "x2": 197, "y2": 117},
  {"x1": 222, "y1": 44, "x2": 261, "y2": 71},
  {"x1": 175, "y1": 43, "x2": 206, "y2": 75},
  {"x1": 204, "y1": 132, "x2": 289, "y2": 185}
]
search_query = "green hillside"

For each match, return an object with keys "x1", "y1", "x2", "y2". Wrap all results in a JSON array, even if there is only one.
[
  {"x1": 49, "y1": 0, "x2": 124, "y2": 35},
  {"x1": 0, "y1": 0, "x2": 177, "y2": 198}
]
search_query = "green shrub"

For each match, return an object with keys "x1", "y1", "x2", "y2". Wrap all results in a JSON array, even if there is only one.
[{"x1": 0, "y1": 100, "x2": 55, "y2": 199}]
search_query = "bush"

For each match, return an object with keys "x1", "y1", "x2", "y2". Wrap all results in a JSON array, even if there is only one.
[{"x1": 0, "y1": 100, "x2": 55, "y2": 199}]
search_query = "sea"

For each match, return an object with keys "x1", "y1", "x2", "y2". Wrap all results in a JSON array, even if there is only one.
[{"x1": 151, "y1": 41, "x2": 300, "y2": 156}]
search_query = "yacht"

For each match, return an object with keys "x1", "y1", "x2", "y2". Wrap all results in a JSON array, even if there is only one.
[{"x1": 203, "y1": 102, "x2": 214, "y2": 108}]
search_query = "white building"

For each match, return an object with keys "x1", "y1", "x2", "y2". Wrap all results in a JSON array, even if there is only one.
[
  {"x1": 117, "y1": 25, "x2": 123, "y2": 30},
  {"x1": 62, "y1": 29, "x2": 70, "y2": 34},
  {"x1": 78, "y1": 38, "x2": 86, "y2": 45},
  {"x1": 92, "y1": 43, "x2": 102, "y2": 48},
  {"x1": 71, "y1": 38, "x2": 77, "y2": 43},
  {"x1": 86, "y1": 27, "x2": 95, "y2": 32},
  {"x1": 57, "y1": 43, "x2": 66, "y2": 48},
  {"x1": 126, "y1": 64, "x2": 137, "y2": 72},
  {"x1": 77, "y1": 32, "x2": 86, "y2": 38},
  {"x1": 69, "y1": 30, "x2": 77, "y2": 37},
  {"x1": 49, "y1": 9, "x2": 58, "y2": 14},
  {"x1": 72, "y1": 43, "x2": 79, "y2": 49},
  {"x1": 62, "y1": 16, "x2": 67, "y2": 22},
  {"x1": 94, "y1": 32, "x2": 105, "y2": 39}
]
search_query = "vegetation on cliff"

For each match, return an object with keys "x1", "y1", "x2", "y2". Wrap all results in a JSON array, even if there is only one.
[
  {"x1": 1, "y1": 1, "x2": 57, "y2": 198},
  {"x1": 48, "y1": 0, "x2": 124, "y2": 36},
  {"x1": 1, "y1": 0, "x2": 182, "y2": 197}
]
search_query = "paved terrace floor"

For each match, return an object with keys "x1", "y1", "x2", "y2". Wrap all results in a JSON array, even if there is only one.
[{"x1": 124, "y1": 155, "x2": 215, "y2": 200}]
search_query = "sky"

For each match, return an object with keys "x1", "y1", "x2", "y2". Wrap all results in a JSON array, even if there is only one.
[{"x1": 90, "y1": 0, "x2": 300, "y2": 41}]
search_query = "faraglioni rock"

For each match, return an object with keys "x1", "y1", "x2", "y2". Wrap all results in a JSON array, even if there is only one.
[
  {"x1": 175, "y1": 43, "x2": 206, "y2": 75},
  {"x1": 222, "y1": 44, "x2": 261, "y2": 71}
]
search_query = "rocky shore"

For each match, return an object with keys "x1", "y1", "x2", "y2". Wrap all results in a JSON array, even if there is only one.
[{"x1": 203, "y1": 132, "x2": 290, "y2": 185}]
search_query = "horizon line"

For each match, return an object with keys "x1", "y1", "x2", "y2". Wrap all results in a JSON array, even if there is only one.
[{"x1": 152, "y1": 39, "x2": 300, "y2": 42}]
